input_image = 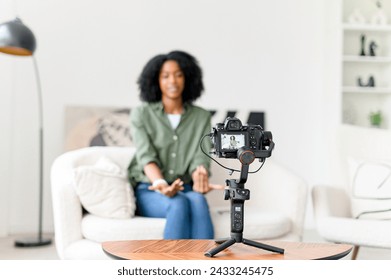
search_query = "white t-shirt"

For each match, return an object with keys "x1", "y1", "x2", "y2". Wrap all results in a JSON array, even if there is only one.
[{"x1": 167, "y1": 114, "x2": 181, "y2": 130}]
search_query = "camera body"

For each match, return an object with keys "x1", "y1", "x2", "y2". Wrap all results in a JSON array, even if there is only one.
[{"x1": 211, "y1": 117, "x2": 274, "y2": 160}]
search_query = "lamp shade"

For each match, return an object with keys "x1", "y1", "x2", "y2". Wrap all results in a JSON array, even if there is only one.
[{"x1": 0, "y1": 18, "x2": 36, "y2": 56}]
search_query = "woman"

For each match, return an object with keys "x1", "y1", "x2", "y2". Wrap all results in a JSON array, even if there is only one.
[
  {"x1": 128, "y1": 50, "x2": 222, "y2": 239},
  {"x1": 229, "y1": 136, "x2": 238, "y2": 149}
]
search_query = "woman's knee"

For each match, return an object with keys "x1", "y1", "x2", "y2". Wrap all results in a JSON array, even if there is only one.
[
  {"x1": 186, "y1": 191, "x2": 209, "y2": 206},
  {"x1": 186, "y1": 191, "x2": 206, "y2": 202},
  {"x1": 168, "y1": 194, "x2": 190, "y2": 211}
]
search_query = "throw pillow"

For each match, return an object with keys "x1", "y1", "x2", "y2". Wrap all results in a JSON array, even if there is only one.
[
  {"x1": 348, "y1": 158, "x2": 391, "y2": 220},
  {"x1": 74, "y1": 156, "x2": 136, "y2": 219}
]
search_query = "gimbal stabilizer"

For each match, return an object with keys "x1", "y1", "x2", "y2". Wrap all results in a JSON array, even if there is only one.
[{"x1": 204, "y1": 146, "x2": 285, "y2": 258}]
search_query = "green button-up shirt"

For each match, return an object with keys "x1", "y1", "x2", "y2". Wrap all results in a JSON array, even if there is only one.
[{"x1": 128, "y1": 102, "x2": 212, "y2": 186}]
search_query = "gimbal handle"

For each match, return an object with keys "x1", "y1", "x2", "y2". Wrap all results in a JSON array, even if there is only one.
[{"x1": 236, "y1": 163, "x2": 249, "y2": 185}]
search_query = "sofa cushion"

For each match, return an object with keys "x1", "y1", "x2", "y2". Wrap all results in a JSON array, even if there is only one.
[
  {"x1": 74, "y1": 156, "x2": 136, "y2": 219},
  {"x1": 82, "y1": 214, "x2": 166, "y2": 242},
  {"x1": 82, "y1": 206, "x2": 291, "y2": 243}
]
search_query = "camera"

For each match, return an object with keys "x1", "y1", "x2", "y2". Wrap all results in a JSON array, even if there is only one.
[{"x1": 211, "y1": 117, "x2": 274, "y2": 162}]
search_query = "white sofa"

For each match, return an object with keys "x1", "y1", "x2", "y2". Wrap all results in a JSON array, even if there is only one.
[{"x1": 51, "y1": 146, "x2": 308, "y2": 259}]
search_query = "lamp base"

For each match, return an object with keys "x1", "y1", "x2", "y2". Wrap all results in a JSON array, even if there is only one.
[{"x1": 14, "y1": 237, "x2": 52, "y2": 247}]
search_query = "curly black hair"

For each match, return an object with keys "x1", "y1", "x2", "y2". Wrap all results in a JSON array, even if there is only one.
[{"x1": 137, "y1": 50, "x2": 204, "y2": 103}]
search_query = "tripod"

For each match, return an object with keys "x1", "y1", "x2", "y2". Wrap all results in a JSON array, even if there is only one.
[{"x1": 204, "y1": 161, "x2": 285, "y2": 257}]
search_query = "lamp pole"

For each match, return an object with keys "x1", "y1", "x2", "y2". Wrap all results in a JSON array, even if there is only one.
[
  {"x1": 35, "y1": 55, "x2": 45, "y2": 245},
  {"x1": 14, "y1": 55, "x2": 50, "y2": 247}
]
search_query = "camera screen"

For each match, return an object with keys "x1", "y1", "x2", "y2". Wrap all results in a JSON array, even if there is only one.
[{"x1": 220, "y1": 133, "x2": 245, "y2": 150}]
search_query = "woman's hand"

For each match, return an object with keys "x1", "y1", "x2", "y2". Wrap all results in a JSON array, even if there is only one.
[
  {"x1": 192, "y1": 165, "x2": 225, "y2": 194},
  {"x1": 192, "y1": 165, "x2": 209, "y2": 194},
  {"x1": 148, "y1": 178, "x2": 184, "y2": 197}
]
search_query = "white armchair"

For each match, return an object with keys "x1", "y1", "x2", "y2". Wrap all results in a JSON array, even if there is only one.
[
  {"x1": 312, "y1": 124, "x2": 391, "y2": 259},
  {"x1": 51, "y1": 146, "x2": 307, "y2": 259}
]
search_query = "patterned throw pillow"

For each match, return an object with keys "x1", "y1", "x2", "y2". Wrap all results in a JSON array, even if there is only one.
[{"x1": 348, "y1": 158, "x2": 391, "y2": 220}]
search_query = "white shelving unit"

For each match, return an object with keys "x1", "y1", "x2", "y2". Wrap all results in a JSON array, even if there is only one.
[
  {"x1": 343, "y1": 55, "x2": 391, "y2": 62},
  {"x1": 343, "y1": 23, "x2": 391, "y2": 31},
  {"x1": 342, "y1": 0, "x2": 391, "y2": 129},
  {"x1": 343, "y1": 86, "x2": 391, "y2": 94}
]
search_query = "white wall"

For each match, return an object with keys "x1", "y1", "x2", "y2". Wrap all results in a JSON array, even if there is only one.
[{"x1": 0, "y1": 0, "x2": 341, "y2": 235}]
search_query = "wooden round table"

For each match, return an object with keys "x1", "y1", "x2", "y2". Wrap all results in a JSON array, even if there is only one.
[{"x1": 102, "y1": 239, "x2": 352, "y2": 260}]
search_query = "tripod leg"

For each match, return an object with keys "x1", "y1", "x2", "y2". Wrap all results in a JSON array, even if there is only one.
[
  {"x1": 242, "y1": 238, "x2": 284, "y2": 254},
  {"x1": 205, "y1": 238, "x2": 236, "y2": 257},
  {"x1": 214, "y1": 238, "x2": 229, "y2": 244}
]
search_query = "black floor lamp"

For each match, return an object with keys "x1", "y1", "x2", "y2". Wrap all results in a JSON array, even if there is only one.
[{"x1": 0, "y1": 18, "x2": 51, "y2": 247}]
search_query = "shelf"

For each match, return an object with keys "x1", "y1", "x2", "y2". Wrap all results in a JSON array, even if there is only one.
[
  {"x1": 342, "y1": 1, "x2": 391, "y2": 129},
  {"x1": 343, "y1": 23, "x2": 391, "y2": 32},
  {"x1": 343, "y1": 55, "x2": 391, "y2": 62},
  {"x1": 343, "y1": 86, "x2": 391, "y2": 94}
]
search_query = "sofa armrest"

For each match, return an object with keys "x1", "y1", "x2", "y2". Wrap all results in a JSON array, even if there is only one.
[
  {"x1": 207, "y1": 159, "x2": 308, "y2": 240},
  {"x1": 51, "y1": 154, "x2": 84, "y2": 260},
  {"x1": 312, "y1": 185, "x2": 352, "y2": 221},
  {"x1": 247, "y1": 160, "x2": 308, "y2": 240}
]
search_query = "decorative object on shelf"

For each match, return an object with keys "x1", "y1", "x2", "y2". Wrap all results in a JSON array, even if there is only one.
[
  {"x1": 0, "y1": 18, "x2": 51, "y2": 247},
  {"x1": 357, "y1": 75, "x2": 376, "y2": 87},
  {"x1": 360, "y1": 34, "x2": 366, "y2": 56},
  {"x1": 369, "y1": 110, "x2": 382, "y2": 127},
  {"x1": 368, "y1": 75, "x2": 375, "y2": 87},
  {"x1": 371, "y1": 0, "x2": 388, "y2": 25},
  {"x1": 359, "y1": 36, "x2": 379, "y2": 57},
  {"x1": 348, "y1": 8, "x2": 366, "y2": 24},
  {"x1": 369, "y1": 41, "x2": 378, "y2": 56}
]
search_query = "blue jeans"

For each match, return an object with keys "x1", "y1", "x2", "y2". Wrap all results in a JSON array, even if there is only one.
[{"x1": 135, "y1": 182, "x2": 214, "y2": 239}]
